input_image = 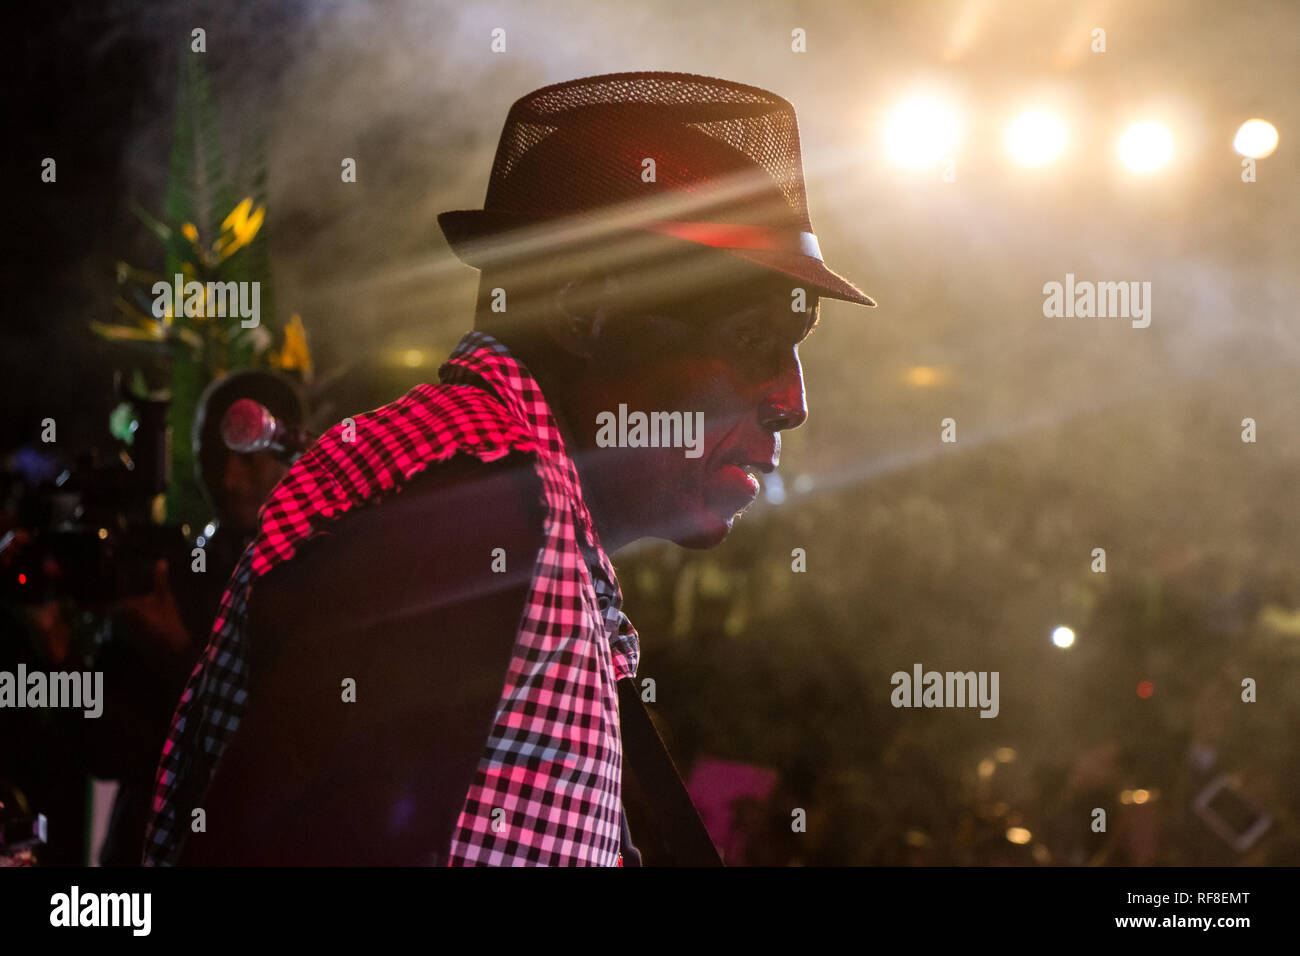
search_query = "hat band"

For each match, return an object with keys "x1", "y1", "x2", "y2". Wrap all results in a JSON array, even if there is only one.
[{"x1": 640, "y1": 221, "x2": 824, "y2": 262}]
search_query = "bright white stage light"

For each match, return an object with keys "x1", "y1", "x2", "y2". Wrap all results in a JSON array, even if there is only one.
[
  {"x1": 1234, "y1": 119, "x2": 1278, "y2": 159},
  {"x1": 1006, "y1": 110, "x2": 1066, "y2": 166},
  {"x1": 884, "y1": 97, "x2": 961, "y2": 167},
  {"x1": 1118, "y1": 121, "x2": 1174, "y2": 172},
  {"x1": 1052, "y1": 626, "x2": 1076, "y2": 648}
]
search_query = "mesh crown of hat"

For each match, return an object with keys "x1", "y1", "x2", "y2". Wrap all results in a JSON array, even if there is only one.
[{"x1": 483, "y1": 71, "x2": 812, "y2": 230}]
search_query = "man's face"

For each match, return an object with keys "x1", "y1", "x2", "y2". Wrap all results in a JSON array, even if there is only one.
[
  {"x1": 571, "y1": 270, "x2": 817, "y2": 549},
  {"x1": 212, "y1": 450, "x2": 289, "y2": 538}
]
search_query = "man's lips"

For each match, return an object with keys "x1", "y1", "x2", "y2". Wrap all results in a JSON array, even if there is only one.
[
  {"x1": 719, "y1": 454, "x2": 778, "y2": 480},
  {"x1": 717, "y1": 463, "x2": 761, "y2": 500},
  {"x1": 707, "y1": 457, "x2": 776, "y2": 511}
]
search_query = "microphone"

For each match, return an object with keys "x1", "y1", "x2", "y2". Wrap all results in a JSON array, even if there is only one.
[{"x1": 221, "y1": 399, "x2": 314, "y2": 462}]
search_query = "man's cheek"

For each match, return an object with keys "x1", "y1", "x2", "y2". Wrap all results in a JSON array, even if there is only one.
[{"x1": 702, "y1": 396, "x2": 750, "y2": 447}]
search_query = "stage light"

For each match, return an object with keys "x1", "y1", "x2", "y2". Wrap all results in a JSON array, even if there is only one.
[
  {"x1": 904, "y1": 365, "x2": 942, "y2": 386},
  {"x1": 1051, "y1": 626, "x2": 1075, "y2": 648},
  {"x1": 1234, "y1": 119, "x2": 1278, "y2": 159},
  {"x1": 1132, "y1": 789, "x2": 1151, "y2": 805},
  {"x1": 1006, "y1": 110, "x2": 1066, "y2": 166},
  {"x1": 884, "y1": 97, "x2": 961, "y2": 167},
  {"x1": 1006, "y1": 827, "x2": 1032, "y2": 845},
  {"x1": 1118, "y1": 121, "x2": 1173, "y2": 172},
  {"x1": 763, "y1": 472, "x2": 786, "y2": 505}
]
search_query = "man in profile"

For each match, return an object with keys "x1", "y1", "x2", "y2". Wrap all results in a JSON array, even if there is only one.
[{"x1": 144, "y1": 71, "x2": 875, "y2": 866}]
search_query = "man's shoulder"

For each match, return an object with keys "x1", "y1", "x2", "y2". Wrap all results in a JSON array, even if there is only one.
[
  {"x1": 249, "y1": 450, "x2": 547, "y2": 647},
  {"x1": 310, "y1": 381, "x2": 542, "y2": 487},
  {"x1": 251, "y1": 379, "x2": 545, "y2": 572}
]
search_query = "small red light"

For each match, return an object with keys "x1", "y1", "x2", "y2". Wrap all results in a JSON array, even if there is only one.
[
  {"x1": 1137, "y1": 680, "x2": 1154, "y2": 699},
  {"x1": 17, "y1": 573, "x2": 26, "y2": 585}
]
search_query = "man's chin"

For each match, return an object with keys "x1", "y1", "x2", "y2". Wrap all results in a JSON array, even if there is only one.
[
  {"x1": 676, "y1": 528, "x2": 728, "y2": 550},
  {"x1": 672, "y1": 506, "x2": 742, "y2": 550}
]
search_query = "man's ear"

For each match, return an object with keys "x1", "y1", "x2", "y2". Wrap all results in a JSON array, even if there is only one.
[{"x1": 545, "y1": 262, "x2": 620, "y2": 359}]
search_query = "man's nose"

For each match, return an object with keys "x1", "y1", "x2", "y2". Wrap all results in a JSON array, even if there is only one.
[{"x1": 759, "y1": 357, "x2": 808, "y2": 432}]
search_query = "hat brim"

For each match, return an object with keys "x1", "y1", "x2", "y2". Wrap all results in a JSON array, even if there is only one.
[{"x1": 438, "y1": 209, "x2": 876, "y2": 308}]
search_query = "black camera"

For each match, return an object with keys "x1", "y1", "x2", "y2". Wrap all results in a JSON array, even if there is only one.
[{"x1": 2, "y1": 392, "x2": 186, "y2": 606}]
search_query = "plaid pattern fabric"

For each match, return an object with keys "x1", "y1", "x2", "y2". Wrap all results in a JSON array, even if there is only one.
[{"x1": 143, "y1": 331, "x2": 640, "y2": 866}]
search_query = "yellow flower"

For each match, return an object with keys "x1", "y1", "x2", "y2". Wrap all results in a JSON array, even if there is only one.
[
  {"x1": 181, "y1": 222, "x2": 199, "y2": 244},
  {"x1": 271, "y1": 314, "x2": 312, "y2": 379},
  {"x1": 213, "y1": 197, "x2": 265, "y2": 261}
]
